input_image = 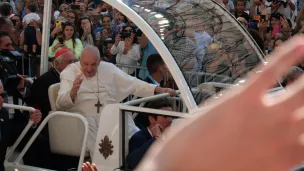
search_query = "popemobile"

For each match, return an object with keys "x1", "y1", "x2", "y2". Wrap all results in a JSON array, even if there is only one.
[{"x1": 3, "y1": 0, "x2": 287, "y2": 171}]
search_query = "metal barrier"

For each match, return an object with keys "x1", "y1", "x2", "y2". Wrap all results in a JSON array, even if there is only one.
[
  {"x1": 116, "y1": 63, "x2": 229, "y2": 113},
  {"x1": 115, "y1": 64, "x2": 232, "y2": 87},
  {"x1": 3, "y1": 104, "x2": 35, "y2": 163},
  {"x1": 124, "y1": 88, "x2": 199, "y2": 115}
]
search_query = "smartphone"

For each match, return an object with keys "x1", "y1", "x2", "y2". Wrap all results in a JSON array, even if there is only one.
[
  {"x1": 272, "y1": 24, "x2": 281, "y2": 37},
  {"x1": 260, "y1": 15, "x2": 266, "y2": 23},
  {"x1": 71, "y1": 4, "x2": 80, "y2": 10},
  {"x1": 120, "y1": 32, "x2": 131, "y2": 39},
  {"x1": 57, "y1": 36, "x2": 64, "y2": 44},
  {"x1": 56, "y1": 20, "x2": 62, "y2": 29},
  {"x1": 11, "y1": 20, "x2": 17, "y2": 26},
  {"x1": 4, "y1": 75, "x2": 20, "y2": 96}
]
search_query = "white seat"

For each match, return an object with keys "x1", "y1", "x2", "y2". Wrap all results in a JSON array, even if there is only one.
[
  {"x1": 48, "y1": 83, "x2": 60, "y2": 111},
  {"x1": 48, "y1": 114, "x2": 87, "y2": 157},
  {"x1": 6, "y1": 112, "x2": 89, "y2": 171},
  {"x1": 48, "y1": 83, "x2": 90, "y2": 157}
]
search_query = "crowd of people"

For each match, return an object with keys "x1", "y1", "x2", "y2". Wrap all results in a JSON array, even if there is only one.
[
  {"x1": 221, "y1": 0, "x2": 304, "y2": 82},
  {"x1": 0, "y1": 0, "x2": 175, "y2": 170}
]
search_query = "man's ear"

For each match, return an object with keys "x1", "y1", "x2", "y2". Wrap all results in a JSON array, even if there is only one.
[{"x1": 54, "y1": 60, "x2": 59, "y2": 67}]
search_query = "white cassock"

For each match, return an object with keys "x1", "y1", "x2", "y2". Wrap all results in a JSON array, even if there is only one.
[{"x1": 56, "y1": 61, "x2": 156, "y2": 156}]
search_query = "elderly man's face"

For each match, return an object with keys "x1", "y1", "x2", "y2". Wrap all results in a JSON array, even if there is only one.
[
  {"x1": 80, "y1": 50, "x2": 100, "y2": 78},
  {"x1": 55, "y1": 52, "x2": 76, "y2": 72}
]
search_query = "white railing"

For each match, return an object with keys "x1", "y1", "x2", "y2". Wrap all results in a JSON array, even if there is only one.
[
  {"x1": 3, "y1": 104, "x2": 35, "y2": 163},
  {"x1": 124, "y1": 88, "x2": 200, "y2": 115},
  {"x1": 3, "y1": 104, "x2": 89, "y2": 171},
  {"x1": 116, "y1": 63, "x2": 229, "y2": 113}
]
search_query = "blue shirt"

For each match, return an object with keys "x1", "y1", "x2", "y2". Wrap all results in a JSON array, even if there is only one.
[{"x1": 139, "y1": 41, "x2": 158, "y2": 80}]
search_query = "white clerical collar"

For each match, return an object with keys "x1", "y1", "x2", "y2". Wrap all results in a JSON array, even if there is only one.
[
  {"x1": 147, "y1": 127, "x2": 153, "y2": 138},
  {"x1": 147, "y1": 127, "x2": 165, "y2": 140}
]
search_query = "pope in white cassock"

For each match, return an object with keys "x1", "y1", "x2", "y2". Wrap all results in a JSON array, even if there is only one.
[{"x1": 56, "y1": 46, "x2": 175, "y2": 156}]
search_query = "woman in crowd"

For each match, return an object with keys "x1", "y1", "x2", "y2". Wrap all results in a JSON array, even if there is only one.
[
  {"x1": 66, "y1": 10, "x2": 79, "y2": 30},
  {"x1": 79, "y1": 3, "x2": 88, "y2": 14},
  {"x1": 48, "y1": 22, "x2": 83, "y2": 59},
  {"x1": 79, "y1": 16, "x2": 95, "y2": 47},
  {"x1": 111, "y1": 26, "x2": 140, "y2": 75},
  {"x1": 98, "y1": 15, "x2": 115, "y2": 46}
]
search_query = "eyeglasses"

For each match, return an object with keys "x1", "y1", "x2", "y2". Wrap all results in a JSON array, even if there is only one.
[
  {"x1": 67, "y1": 15, "x2": 75, "y2": 19},
  {"x1": 124, "y1": 29, "x2": 133, "y2": 32},
  {"x1": 80, "y1": 16, "x2": 89, "y2": 20},
  {"x1": 0, "y1": 92, "x2": 7, "y2": 98},
  {"x1": 103, "y1": 20, "x2": 111, "y2": 23}
]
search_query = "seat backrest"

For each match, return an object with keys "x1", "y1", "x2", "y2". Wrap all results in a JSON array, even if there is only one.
[
  {"x1": 48, "y1": 114, "x2": 87, "y2": 156},
  {"x1": 48, "y1": 83, "x2": 60, "y2": 111}
]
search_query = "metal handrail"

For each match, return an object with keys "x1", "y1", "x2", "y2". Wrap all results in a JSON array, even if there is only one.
[
  {"x1": 115, "y1": 64, "x2": 231, "y2": 87},
  {"x1": 124, "y1": 88, "x2": 199, "y2": 106},
  {"x1": 123, "y1": 90, "x2": 181, "y2": 106},
  {"x1": 14, "y1": 111, "x2": 89, "y2": 171},
  {"x1": 115, "y1": 63, "x2": 230, "y2": 79},
  {"x1": 3, "y1": 104, "x2": 35, "y2": 163}
]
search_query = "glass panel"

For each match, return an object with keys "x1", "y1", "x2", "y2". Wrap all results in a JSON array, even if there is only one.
[{"x1": 119, "y1": 0, "x2": 266, "y2": 105}]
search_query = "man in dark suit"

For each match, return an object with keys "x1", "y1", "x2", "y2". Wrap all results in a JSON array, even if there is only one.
[
  {"x1": 144, "y1": 54, "x2": 168, "y2": 87},
  {"x1": 127, "y1": 99, "x2": 173, "y2": 169}
]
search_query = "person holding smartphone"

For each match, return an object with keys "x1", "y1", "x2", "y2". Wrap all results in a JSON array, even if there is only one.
[
  {"x1": 111, "y1": 26, "x2": 140, "y2": 75},
  {"x1": 49, "y1": 22, "x2": 83, "y2": 59},
  {"x1": 79, "y1": 16, "x2": 95, "y2": 46}
]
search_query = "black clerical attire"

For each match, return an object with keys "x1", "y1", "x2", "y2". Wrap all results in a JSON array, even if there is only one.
[
  {"x1": 26, "y1": 67, "x2": 60, "y2": 120},
  {"x1": 25, "y1": 68, "x2": 79, "y2": 171},
  {"x1": 126, "y1": 128, "x2": 156, "y2": 169}
]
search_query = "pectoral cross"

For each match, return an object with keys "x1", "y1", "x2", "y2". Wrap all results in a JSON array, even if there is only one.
[{"x1": 95, "y1": 100, "x2": 102, "y2": 113}]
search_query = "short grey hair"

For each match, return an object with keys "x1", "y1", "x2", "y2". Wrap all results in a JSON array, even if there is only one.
[
  {"x1": 81, "y1": 45, "x2": 101, "y2": 59},
  {"x1": 59, "y1": 4, "x2": 69, "y2": 10}
]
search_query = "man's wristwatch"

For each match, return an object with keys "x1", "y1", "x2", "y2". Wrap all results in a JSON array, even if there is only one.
[{"x1": 36, "y1": 28, "x2": 41, "y2": 31}]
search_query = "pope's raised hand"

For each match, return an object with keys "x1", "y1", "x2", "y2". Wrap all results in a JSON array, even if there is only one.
[
  {"x1": 138, "y1": 36, "x2": 304, "y2": 171},
  {"x1": 72, "y1": 75, "x2": 83, "y2": 90},
  {"x1": 70, "y1": 75, "x2": 83, "y2": 102}
]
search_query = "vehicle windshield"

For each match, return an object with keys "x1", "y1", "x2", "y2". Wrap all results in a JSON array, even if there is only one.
[{"x1": 121, "y1": 0, "x2": 266, "y2": 106}]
